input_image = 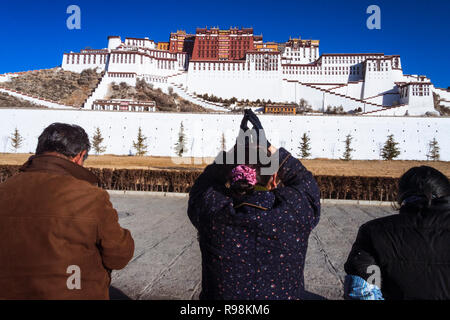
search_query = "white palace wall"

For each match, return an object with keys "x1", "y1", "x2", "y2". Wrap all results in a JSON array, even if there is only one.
[
  {"x1": 282, "y1": 81, "x2": 324, "y2": 108},
  {"x1": 363, "y1": 70, "x2": 396, "y2": 100},
  {"x1": 330, "y1": 82, "x2": 364, "y2": 98},
  {"x1": 62, "y1": 53, "x2": 108, "y2": 73},
  {"x1": 1, "y1": 108, "x2": 448, "y2": 161},
  {"x1": 186, "y1": 67, "x2": 282, "y2": 101}
]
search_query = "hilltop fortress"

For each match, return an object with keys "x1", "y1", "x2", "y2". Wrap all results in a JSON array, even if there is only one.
[{"x1": 61, "y1": 27, "x2": 449, "y2": 115}]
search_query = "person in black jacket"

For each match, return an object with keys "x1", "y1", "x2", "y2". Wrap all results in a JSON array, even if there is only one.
[
  {"x1": 344, "y1": 166, "x2": 450, "y2": 300},
  {"x1": 188, "y1": 110, "x2": 321, "y2": 300}
]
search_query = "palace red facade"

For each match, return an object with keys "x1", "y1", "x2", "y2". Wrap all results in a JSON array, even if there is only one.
[
  {"x1": 191, "y1": 27, "x2": 260, "y2": 61},
  {"x1": 169, "y1": 30, "x2": 195, "y2": 55}
]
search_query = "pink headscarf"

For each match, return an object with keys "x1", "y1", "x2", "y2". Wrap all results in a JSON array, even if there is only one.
[{"x1": 231, "y1": 165, "x2": 257, "y2": 186}]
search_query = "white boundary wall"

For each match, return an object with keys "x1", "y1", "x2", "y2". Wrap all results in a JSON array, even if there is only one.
[{"x1": 0, "y1": 108, "x2": 449, "y2": 161}]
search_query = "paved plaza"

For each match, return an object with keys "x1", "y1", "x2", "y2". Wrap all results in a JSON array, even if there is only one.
[{"x1": 109, "y1": 193, "x2": 394, "y2": 300}]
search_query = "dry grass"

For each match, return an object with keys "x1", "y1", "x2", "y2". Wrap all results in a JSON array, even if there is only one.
[
  {"x1": 0, "y1": 92, "x2": 48, "y2": 109},
  {"x1": 2, "y1": 68, "x2": 103, "y2": 107},
  {"x1": 1, "y1": 153, "x2": 449, "y2": 178},
  {"x1": 301, "y1": 159, "x2": 450, "y2": 178}
]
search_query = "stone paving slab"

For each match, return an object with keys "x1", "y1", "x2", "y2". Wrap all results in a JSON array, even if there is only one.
[{"x1": 109, "y1": 194, "x2": 394, "y2": 300}]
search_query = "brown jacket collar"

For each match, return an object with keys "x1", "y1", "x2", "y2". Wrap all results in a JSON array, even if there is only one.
[{"x1": 20, "y1": 154, "x2": 99, "y2": 185}]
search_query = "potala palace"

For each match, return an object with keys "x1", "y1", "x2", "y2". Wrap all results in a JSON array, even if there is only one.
[{"x1": 58, "y1": 27, "x2": 449, "y2": 116}]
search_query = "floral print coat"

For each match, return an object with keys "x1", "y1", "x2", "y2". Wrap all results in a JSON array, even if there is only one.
[{"x1": 188, "y1": 148, "x2": 321, "y2": 300}]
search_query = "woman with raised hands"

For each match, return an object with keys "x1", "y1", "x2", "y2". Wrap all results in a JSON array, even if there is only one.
[{"x1": 188, "y1": 109, "x2": 321, "y2": 300}]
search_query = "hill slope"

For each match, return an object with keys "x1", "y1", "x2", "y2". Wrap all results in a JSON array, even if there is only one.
[
  {"x1": 0, "y1": 91, "x2": 47, "y2": 109},
  {"x1": 2, "y1": 68, "x2": 103, "y2": 107},
  {"x1": 107, "y1": 79, "x2": 208, "y2": 113}
]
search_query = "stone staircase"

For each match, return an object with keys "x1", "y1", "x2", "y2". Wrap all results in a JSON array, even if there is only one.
[
  {"x1": 82, "y1": 73, "x2": 111, "y2": 110},
  {"x1": 433, "y1": 87, "x2": 450, "y2": 108},
  {"x1": 167, "y1": 81, "x2": 229, "y2": 112},
  {"x1": 303, "y1": 82, "x2": 385, "y2": 109},
  {"x1": 361, "y1": 104, "x2": 408, "y2": 116},
  {"x1": 283, "y1": 79, "x2": 407, "y2": 115}
]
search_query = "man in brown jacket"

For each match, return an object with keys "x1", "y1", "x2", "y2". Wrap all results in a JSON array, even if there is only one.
[{"x1": 0, "y1": 123, "x2": 134, "y2": 300}]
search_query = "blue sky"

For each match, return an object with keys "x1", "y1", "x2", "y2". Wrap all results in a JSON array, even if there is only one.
[{"x1": 0, "y1": 0, "x2": 448, "y2": 87}]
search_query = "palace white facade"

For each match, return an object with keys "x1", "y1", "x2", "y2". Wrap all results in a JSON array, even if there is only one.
[{"x1": 61, "y1": 35, "x2": 449, "y2": 115}]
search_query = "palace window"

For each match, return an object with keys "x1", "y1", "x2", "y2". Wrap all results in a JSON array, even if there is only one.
[{"x1": 418, "y1": 85, "x2": 424, "y2": 96}]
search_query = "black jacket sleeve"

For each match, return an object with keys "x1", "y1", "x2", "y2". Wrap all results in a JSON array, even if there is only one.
[
  {"x1": 272, "y1": 148, "x2": 321, "y2": 229},
  {"x1": 187, "y1": 151, "x2": 232, "y2": 229},
  {"x1": 344, "y1": 223, "x2": 380, "y2": 280}
]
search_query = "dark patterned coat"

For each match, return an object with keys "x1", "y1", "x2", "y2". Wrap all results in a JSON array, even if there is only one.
[{"x1": 188, "y1": 148, "x2": 321, "y2": 300}]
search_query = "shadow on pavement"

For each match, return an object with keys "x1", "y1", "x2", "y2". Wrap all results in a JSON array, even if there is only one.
[{"x1": 109, "y1": 286, "x2": 132, "y2": 300}]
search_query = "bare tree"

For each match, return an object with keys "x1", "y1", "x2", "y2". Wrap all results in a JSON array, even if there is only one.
[
  {"x1": 174, "y1": 122, "x2": 188, "y2": 157},
  {"x1": 427, "y1": 138, "x2": 440, "y2": 161},
  {"x1": 10, "y1": 128, "x2": 24, "y2": 153},
  {"x1": 221, "y1": 132, "x2": 226, "y2": 151}
]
